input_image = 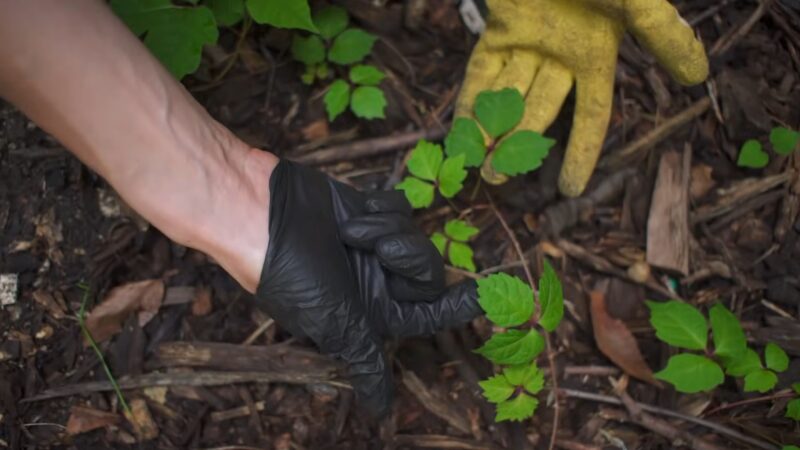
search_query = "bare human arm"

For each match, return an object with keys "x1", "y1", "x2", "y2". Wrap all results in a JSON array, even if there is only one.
[{"x1": 0, "y1": 0, "x2": 277, "y2": 292}]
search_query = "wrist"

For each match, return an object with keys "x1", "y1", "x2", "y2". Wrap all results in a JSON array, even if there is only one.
[{"x1": 189, "y1": 144, "x2": 279, "y2": 293}]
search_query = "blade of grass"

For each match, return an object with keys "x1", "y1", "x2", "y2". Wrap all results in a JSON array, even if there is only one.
[{"x1": 77, "y1": 283, "x2": 133, "y2": 419}]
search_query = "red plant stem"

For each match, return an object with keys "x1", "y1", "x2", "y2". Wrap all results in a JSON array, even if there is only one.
[{"x1": 486, "y1": 191, "x2": 560, "y2": 450}]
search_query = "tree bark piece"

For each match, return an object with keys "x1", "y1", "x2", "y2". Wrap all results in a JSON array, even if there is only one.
[{"x1": 647, "y1": 147, "x2": 691, "y2": 276}]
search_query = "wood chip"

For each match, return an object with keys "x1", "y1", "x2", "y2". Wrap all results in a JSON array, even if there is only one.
[
  {"x1": 647, "y1": 148, "x2": 690, "y2": 275},
  {"x1": 126, "y1": 398, "x2": 159, "y2": 441},
  {"x1": 191, "y1": 287, "x2": 212, "y2": 316},
  {"x1": 85, "y1": 279, "x2": 164, "y2": 344}
]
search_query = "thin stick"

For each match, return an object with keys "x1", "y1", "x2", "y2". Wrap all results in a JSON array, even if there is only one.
[
  {"x1": 241, "y1": 318, "x2": 274, "y2": 346},
  {"x1": 702, "y1": 389, "x2": 794, "y2": 417},
  {"x1": 486, "y1": 192, "x2": 560, "y2": 450},
  {"x1": 560, "y1": 388, "x2": 778, "y2": 450}
]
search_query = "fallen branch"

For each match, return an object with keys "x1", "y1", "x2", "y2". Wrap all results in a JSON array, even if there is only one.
[
  {"x1": 600, "y1": 98, "x2": 710, "y2": 169},
  {"x1": 291, "y1": 127, "x2": 448, "y2": 165},
  {"x1": 22, "y1": 370, "x2": 349, "y2": 403},
  {"x1": 392, "y1": 434, "x2": 499, "y2": 450}
]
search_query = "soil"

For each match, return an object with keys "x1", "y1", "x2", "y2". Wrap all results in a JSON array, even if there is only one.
[{"x1": 1, "y1": 1, "x2": 800, "y2": 449}]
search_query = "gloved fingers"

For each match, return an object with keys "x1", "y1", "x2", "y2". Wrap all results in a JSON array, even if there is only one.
[
  {"x1": 364, "y1": 190, "x2": 413, "y2": 216},
  {"x1": 340, "y1": 213, "x2": 416, "y2": 250},
  {"x1": 517, "y1": 59, "x2": 574, "y2": 133},
  {"x1": 376, "y1": 233, "x2": 443, "y2": 281},
  {"x1": 490, "y1": 49, "x2": 540, "y2": 96},
  {"x1": 383, "y1": 280, "x2": 481, "y2": 338},
  {"x1": 455, "y1": 38, "x2": 505, "y2": 118},
  {"x1": 623, "y1": 0, "x2": 708, "y2": 85},
  {"x1": 557, "y1": 72, "x2": 614, "y2": 197},
  {"x1": 387, "y1": 274, "x2": 442, "y2": 303},
  {"x1": 335, "y1": 327, "x2": 393, "y2": 419}
]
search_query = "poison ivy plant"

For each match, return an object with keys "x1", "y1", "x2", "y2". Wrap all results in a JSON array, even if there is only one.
[
  {"x1": 431, "y1": 219, "x2": 479, "y2": 272},
  {"x1": 647, "y1": 301, "x2": 793, "y2": 394},
  {"x1": 113, "y1": 0, "x2": 316, "y2": 79},
  {"x1": 289, "y1": 6, "x2": 385, "y2": 121},
  {"x1": 737, "y1": 126, "x2": 800, "y2": 168},
  {"x1": 474, "y1": 263, "x2": 565, "y2": 422},
  {"x1": 396, "y1": 141, "x2": 467, "y2": 208},
  {"x1": 444, "y1": 88, "x2": 555, "y2": 176}
]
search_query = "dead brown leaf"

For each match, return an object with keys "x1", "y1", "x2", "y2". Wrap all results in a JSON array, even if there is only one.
[
  {"x1": 589, "y1": 291, "x2": 660, "y2": 387},
  {"x1": 85, "y1": 279, "x2": 164, "y2": 344},
  {"x1": 191, "y1": 286, "x2": 213, "y2": 316},
  {"x1": 301, "y1": 119, "x2": 329, "y2": 142},
  {"x1": 65, "y1": 405, "x2": 119, "y2": 435},
  {"x1": 690, "y1": 164, "x2": 715, "y2": 201}
]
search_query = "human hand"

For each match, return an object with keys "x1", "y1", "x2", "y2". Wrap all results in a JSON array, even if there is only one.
[
  {"x1": 456, "y1": 0, "x2": 709, "y2": 196},
  {"x1": 256, "y1": 160, "x2": 480, "y2": 417}
]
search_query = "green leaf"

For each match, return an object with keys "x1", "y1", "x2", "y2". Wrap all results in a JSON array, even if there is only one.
[
  {"x1": 350, "y1": 86, "x2": 386, "y2": 119},
  {"x1": 431, "y1": 232, "x2": 447, "y2": 255},
  {"x1": 246, "y1": 0, "x2": 317, "y2": 32},
  {"x1": 477, "y1": 273, "x2": 534, "y2": 328},
  {"x1": 313, "y1": 5, "x2": 348, "y2": 40},
  {"x1": 291, "y1": 34, "x2": 325, "y2": 65},
  {"x1": 349, "y1": 65, "x2": 385, "y2": 86},
  {"x1": 445, "y1": 118, "x2": 487, "y2": 167},
  {"x1": 323, "y1": 79, "x2": 350, "y2": 121},
  {"x1": 646, "y1": 300, "x2": 708, "y2": 350},
  {"x1": 724, "y1": 348, "x2": 762, "y2": 377},
  {"x1": 407, "y1": 141, "x2": 443, "y2": 182},
  {"x1": 709, "y1": 303, "x2": 747, "y2": 363},
  {"x1": 793, "y1": 382, "x2": 800, "y2": 394},
  {"x1": 204, "y1": 0, "x2": 244, "y2": 26},
  {"x1": 474, "y1": 88, "x2": 525, "y2": 139},
  {"x1": 475, "y1": 329, "x2": 544, "y2": 365},
  {"x1": 786, "y1": 399, "x2": 800, "y2": 421},
  {"x1": 491, "y1": 130, "x2": 555, "y2": 176},
  {"x1": 449, "y1": 241, "x2": 476, "y2": 272},
  {"x1": 496, "y1": 393, "x2": 538, "y2": 422},
  {"x1": 478, "y1": 375, "x2": 515, "y2": 404},
  {"x1": 770, "y1": 127, "x2": 800, "y2": 155},
  {"x1": 111, "y1": 0, "x2": 219, "y2": 79},
  {"x1": 538, "y1": 260, "x2": 563, "y2": 332},
  {"x1": 438, "y1": 154, "x2": 467, "y2": 198},
  {"x1": 765, "y1": 342, "x2": 789, "y2": 372},
  {"x1": 743, "y1": 369, "x2": 778, "y2": 393},
  {"x1": 444, "y1": 219, "x2": 479, "y2": 242},
  {"x1": 737, "y1": 139, "x2": 769, "y2": 169},
  {"x1": 301, "y1": 64, "x2": 316, "y2": 85},
  {"x1": 328, "y1": 28, "x2": 377, "y2": 65},
  {"x1": 782, "y1": 446, "x2": 800, "y2": 450},
  {"x1": 396, "y1": 177, "x2": 434, "y2": 209},
  {"x1": 504, "y1": 362, "x2": 544, "y2": 394},
  {"x1": 654, "y1": 354, "x2": 724, "y2": 393}
]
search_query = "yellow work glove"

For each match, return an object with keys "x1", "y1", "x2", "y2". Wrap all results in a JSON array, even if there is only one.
[{"x1": 456, "y1": 0, "x2": 709, "y2": 197}]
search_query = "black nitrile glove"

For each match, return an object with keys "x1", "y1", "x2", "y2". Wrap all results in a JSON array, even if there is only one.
[{"x1": 256, "y1": 160, "x2": 481, "y2": 418}]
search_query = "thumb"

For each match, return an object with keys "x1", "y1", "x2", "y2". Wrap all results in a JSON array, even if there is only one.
[{"x1": 623, "y1": 0, "x2": 708, "y2": 85}]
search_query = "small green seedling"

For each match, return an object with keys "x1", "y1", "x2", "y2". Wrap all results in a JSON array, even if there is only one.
[
  {"x1": 737, "y1": 126, "x2": 800, "y2": 168},
  {"x1": 290, "y1": 6, "x2": 386, "y2": 121},
  {"x1": 431, "y1": 219, "x2": 479, "y2": 272},
  {"x1": 396, "y1": 140, "x2": 467, "y2": 208},
  {"x1": 475, "y1": 262, "x2": 564, "y2": 422},
  {"x1": 786, "y1": 383, "x2": 800, "y2": 421},
  {"x1": 647, "y1": 301, "x2": 791, "y2": 393},
  {"x1": 113, "y1": 0, "x2": 317, "y2": 79},
  {"x1": 445, "y1": 88, "x2": 555, "y2": 175}
]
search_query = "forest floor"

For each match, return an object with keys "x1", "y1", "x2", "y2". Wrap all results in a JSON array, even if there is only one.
[{"x1": 1, "y1": 1, "x2": 799, "y2": 449}]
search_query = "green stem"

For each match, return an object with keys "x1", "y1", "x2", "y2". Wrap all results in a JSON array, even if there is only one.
[{"x1": 77, "y1": 284, "x2": 132, "y2": 418}]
